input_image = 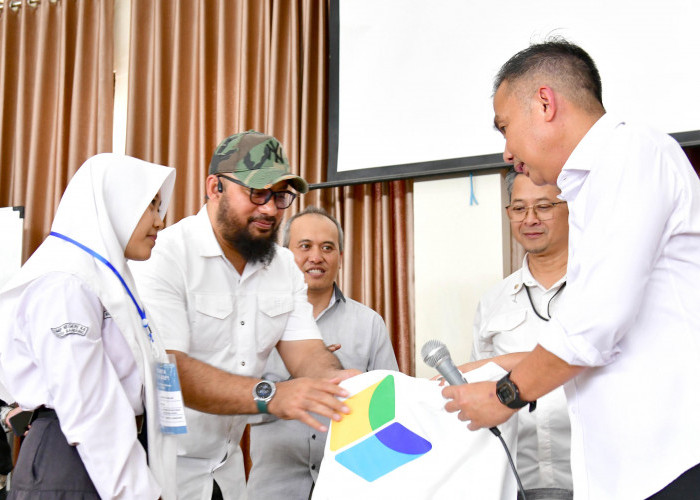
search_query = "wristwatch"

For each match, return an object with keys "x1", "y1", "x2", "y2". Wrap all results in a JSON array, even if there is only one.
[
  {"x1": 252, "y1": 380, "x2": 276, "y2": 414},
  {"x1": 496, "y1": 372, "x2": 536, "y2": 412}
]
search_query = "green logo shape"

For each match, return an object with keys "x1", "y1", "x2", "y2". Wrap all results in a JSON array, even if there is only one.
[{"x1": 368, "y1": 375, "x2": 395, "y2": 430}]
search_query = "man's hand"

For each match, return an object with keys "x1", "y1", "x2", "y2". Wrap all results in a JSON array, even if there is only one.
[
  {"x1": 442, "y1": 381, "x2": 516, "y2": 431},
  {"x1": 268, "y1": 377, "x2": 352, "y2": 432}
]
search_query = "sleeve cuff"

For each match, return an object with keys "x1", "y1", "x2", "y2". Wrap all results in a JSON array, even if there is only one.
[{"x1": 538, "y1": 318, "x2": 611, "y2": 367}]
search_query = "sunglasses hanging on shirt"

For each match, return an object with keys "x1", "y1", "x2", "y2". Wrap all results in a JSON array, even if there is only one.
[{"x1": 524, "y1": 282, "x2": 566, "y2": 321}]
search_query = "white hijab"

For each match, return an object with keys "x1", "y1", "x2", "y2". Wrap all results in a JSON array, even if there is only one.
[{"x1": 0, "y1": 153, "x2": 178, "y2": 500}]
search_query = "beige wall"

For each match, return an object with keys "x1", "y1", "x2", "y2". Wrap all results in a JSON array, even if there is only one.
[{"x1": 413, "y1": 171, "x2": 510, "y2": 378}]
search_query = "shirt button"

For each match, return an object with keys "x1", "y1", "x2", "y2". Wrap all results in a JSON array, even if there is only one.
[
  {"x1": 312, "y1": 434, "x2": 316, "y2": 440},
  {"x1": 240, "y1": 321, "x2": 245, "y2": 326},
  {"x1": 311, "y1": 464, "x2": 316, "y2": 470},
  {"x1": 241, "y1": 361, "x2": 246, "y2": 366}
]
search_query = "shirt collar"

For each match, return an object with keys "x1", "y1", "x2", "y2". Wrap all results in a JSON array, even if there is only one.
[
  {"x1": 557, "y1": 113, "x2": 625, "y2": 200},
  {"x1": 195, "y1": 204, "x2": 266, "y2": 279},
  {"x1": 510, "y1": 254, "x2": 567, "y2": 295},
  {"x1": 194, "y1": 205, "x2": 224, "y2": 258},
  {"x1": 316, "y1": 283, "x2": 346, "y2": 321}
]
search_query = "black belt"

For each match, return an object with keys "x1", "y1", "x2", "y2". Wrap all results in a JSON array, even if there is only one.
[
  {"x1": 31, "y1": 406, "x2": 57, "y2": 422},
  {"x1": 30, "y1": 406, "x2": 144, "y2": 434}
]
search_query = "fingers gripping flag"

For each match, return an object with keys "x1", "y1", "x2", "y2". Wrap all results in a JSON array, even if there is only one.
[{"x1": 313, "y1": 367, "x2": 518, "y2": 499}]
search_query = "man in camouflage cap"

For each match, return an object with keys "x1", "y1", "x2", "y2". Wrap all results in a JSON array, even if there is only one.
[{"x1": 131, "y1": 131, "x2": 357, "y2": 500}]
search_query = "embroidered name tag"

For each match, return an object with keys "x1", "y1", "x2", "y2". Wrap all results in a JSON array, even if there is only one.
[{"x1": 51, "y1": 323, "x2": 89, "y2": 338}]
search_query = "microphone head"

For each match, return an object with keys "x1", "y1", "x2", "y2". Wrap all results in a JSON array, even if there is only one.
[{"x1": 421, "y1": 339, "x2": 450, "y2": 368}]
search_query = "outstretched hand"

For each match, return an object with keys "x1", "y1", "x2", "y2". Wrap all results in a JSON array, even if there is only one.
[{"x1": 268, "y1": 377, "x2": 352, "y2": 432}]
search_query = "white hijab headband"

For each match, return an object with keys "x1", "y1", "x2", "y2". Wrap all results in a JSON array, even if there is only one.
[{"x1": 51, "y1": 152, "x2": 176, "y2": 270}]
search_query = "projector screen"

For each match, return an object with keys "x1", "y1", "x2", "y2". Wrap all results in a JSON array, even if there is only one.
[{"x1": 327, "y1": 0, "x2": 700, "y2": 185}]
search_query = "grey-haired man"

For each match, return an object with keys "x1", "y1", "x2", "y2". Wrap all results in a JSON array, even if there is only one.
[{"x1": 131, "y1": 132, "x2": 356, "y2": 500}]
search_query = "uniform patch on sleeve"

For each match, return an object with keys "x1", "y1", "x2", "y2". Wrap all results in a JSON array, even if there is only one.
[{"x1": 51, "y1": 323, "x2": 89, "y2": 338}]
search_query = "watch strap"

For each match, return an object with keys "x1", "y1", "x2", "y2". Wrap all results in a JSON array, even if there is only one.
[{"x1": 256, "y1": 399, "x2": 269, "y2": 414}]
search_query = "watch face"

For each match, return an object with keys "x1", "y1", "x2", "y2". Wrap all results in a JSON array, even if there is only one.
[
  {"x1": 256, "y1": 382, "x2": 274, "y2": 399},
  {"x1": 496, "y1": 382, "x2": 516, "y2": 404}
]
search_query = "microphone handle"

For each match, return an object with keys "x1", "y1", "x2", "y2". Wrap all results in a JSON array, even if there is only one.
[
  {"x1": 437, "y1": 358, "x2": 501, "y2": 437},
  {"x1": 435, "y1": 358, "x2": 466, "y2": 386}
]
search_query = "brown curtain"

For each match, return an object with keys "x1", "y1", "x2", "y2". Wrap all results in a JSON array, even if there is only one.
[
  {"x1": 0, "y1": 0, "x2": 113, "y2": 260},
  {"x1": 126, "y1": 0, "x2": 414, "y2": 375}
]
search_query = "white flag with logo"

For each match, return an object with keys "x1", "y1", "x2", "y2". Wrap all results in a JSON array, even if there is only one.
[{"x1": 313, "y1": 364, "x2": 518, "y2": 499}]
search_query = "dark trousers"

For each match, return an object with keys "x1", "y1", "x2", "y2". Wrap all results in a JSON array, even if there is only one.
[
  {"x1": 9, "y1": 411, "x2": 99, "y2": 500},
  {"x1": 647, "y1": 462, "x2": 700, "y2": 500}
]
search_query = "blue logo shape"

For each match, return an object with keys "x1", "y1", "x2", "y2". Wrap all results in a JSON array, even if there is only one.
[{"x1": 331, "y1": 375, "x2": 432, "y2": 481}]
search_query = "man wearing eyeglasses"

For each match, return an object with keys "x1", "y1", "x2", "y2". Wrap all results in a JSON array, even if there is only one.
[
  {"x1": 131, "y1": 131, "x2": 357, "y2": 500},
  {"x1": 458, "y1": 169, "x2": 572, "y2": 499}
]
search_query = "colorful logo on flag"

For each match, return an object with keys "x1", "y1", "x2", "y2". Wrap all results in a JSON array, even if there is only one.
[{"x1": 329, "y1": 375, "x2": 432, "y2": 481}]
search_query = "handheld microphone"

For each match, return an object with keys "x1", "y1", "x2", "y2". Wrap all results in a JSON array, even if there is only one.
[
  {"x1": 422, "y1": 339, "x2": 501, "y2": 437},
  {"x1": 421, "y1": 339, "x2": 467, "y2": 386}
]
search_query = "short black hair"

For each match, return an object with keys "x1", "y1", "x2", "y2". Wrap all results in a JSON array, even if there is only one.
[
  {"x1": 282, "y1": 205, "x2": 344, "y2": 252},
  {"x1": 494, "y1": 37, "x2": 604, "y2": 112}
]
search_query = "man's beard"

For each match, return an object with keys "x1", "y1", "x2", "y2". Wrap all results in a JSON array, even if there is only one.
[{"x1": 217, "y1": 195, "x2": 279, "y2": 265}]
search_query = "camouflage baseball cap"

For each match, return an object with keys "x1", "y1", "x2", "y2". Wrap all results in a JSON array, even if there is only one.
[{"x1": 208, "y1": 130, "x2": 309, "y2": 194}]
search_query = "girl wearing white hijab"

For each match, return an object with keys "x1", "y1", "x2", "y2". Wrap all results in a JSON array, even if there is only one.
[{"x1": 0, "y1": 154, "x2": 179, "y2": 499}]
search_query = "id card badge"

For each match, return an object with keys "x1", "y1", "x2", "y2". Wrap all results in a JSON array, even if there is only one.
[{"x1": 156, "y1": 353, "x2": 187, "y2": 435}]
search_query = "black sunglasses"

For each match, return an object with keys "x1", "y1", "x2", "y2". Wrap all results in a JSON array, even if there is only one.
[{"x1": 217, "y1": 174, "x2": 297, "y2": 209}]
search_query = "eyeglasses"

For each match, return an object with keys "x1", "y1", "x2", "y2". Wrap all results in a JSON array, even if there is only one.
[
  {"x1": 217, "y1": 174, "x2": 297, "y2": 209},
  {"x1": 505, "y1": 201, "x2": 567, "y2": 221}
]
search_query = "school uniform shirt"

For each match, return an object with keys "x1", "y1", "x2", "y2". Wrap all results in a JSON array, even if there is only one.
[
  {"x1": 471, "y1": 256, "x2": 572, "y2": 492},
  {"x1": 130, "y1": 206, "x2": 322, "y2": 500},
  {"x1": 3, "y1": 273, "x2": 157, "y2": 498},
  {"x1": 538, "y1": 114, "x2": 700, "y2": 499},
  {"x1": 247, "y1": 284, "x2": 399, "y2": 499}
]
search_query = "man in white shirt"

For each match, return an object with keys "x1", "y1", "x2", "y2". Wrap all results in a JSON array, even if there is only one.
[
  {"x1": 468, "y1": 170, "x2": 572, "y2": 499},
  {"x1": 443, "y1": 39, "x2": 700, "y2": 498},
  {"x1": 131, "y1": 131, "x2": 357, "y2": 500},
  {"x1": 247, "y1": 206, "x2": 398, "y2": 499}
]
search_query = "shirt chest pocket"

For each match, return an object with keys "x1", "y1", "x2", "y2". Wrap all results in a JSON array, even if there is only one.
[
  {"x1": 191, "y1": 293, "x2": 234, "y2": 352},
  {"x1": 255, "y1": 293, "x2": 294, "y2": 355},
  {"x1": 484, "y1": 309, "x2": 538, "y2": 355}
]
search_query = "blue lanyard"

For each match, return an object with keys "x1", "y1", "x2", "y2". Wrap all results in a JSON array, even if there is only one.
[{"x1": 50, "y1": 231, "x2": 155, "y2": 344}]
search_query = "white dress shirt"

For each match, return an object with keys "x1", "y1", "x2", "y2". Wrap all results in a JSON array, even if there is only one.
[
  {"x1": 131, "y1": 206, "x2": 322, "y2": 500},
  {"x1": 472, "y1": 256, "x2": 572, "y2": 492},
  {"x1": 538, "y1": 114, "x2": 700, "y2": 499}
]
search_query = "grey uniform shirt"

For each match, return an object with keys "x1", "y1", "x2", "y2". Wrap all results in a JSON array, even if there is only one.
[{"x1": 246, "y1": 284, "x2": 399, "y2": 500}]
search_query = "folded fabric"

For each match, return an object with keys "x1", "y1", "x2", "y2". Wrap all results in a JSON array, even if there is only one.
[{"x1": 312, "y1": 365, "x2": 518, "y2": 499}]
